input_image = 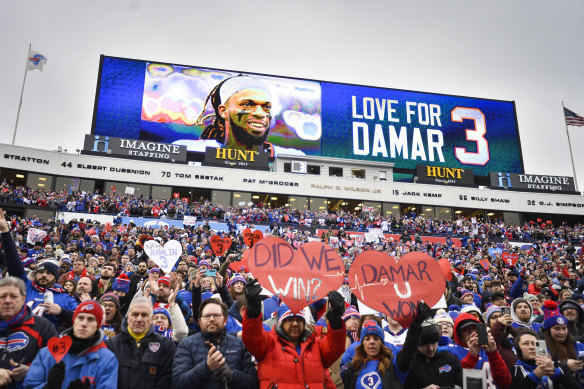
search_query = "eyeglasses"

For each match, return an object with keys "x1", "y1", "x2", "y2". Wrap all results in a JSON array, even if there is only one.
[
  {"x1": 436, "y1": 323, "x2": 453, "y2": 330},
  {"x1": 201, "y1": 313, "x2": 223, "y2": 320}
]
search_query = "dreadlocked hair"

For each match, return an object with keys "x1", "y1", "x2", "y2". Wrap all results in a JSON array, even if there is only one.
[
  {"x1": 352, "y1": 339, "x2": 393, "y2": 376},
  {"x1": 197, "y1": 77, "x2": 231, "y2": 142}
]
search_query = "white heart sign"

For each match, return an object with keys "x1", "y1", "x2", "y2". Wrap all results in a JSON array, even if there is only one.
[{"x1": 144, "y1": 240, "x2": 182, "y2": 273}]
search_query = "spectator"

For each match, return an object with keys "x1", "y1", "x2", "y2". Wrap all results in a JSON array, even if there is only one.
[
  {"x1": 106, "y1": 297, "x2": 175, "y2": 388},
  {"x1": 24, "y1": 301, "x2": 118, "y2": 388},
  {"x1": 0, "y1": 276, "x2": 58, "y2": 388},
  {"x1": 172, "y1": 298, "x2": 257, "y2": 388},
  {"x1": 243, "y1": 279, "x2": 347, "y2": 389}
]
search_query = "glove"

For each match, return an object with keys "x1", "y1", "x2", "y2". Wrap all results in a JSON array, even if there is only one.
[
  {"x1": 212, "y1": 363, "x2": 233, "y2": 383},
  {"x1": 244, "y1": 278, "x2": 263, "y2": 319},
  {"x1": 66, "y1": 378, "x2": 91, "y2": 389},
  {"x1": 46, "y1": 361, "x2": 66, "y2": 389},
  {"x1": 325, "y1": 291, "x2": 345, "y2": 330},
  {"x1": 411, "y1": 301, "x2": 432, "y2": 327}
]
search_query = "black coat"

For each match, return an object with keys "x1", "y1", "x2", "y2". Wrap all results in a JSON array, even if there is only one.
[
  {"x1": 403, "y1": 350, "x2": 462, "y2": 389},
  {"x1": 106, "y1": 319, "x2": 176, "y2": 389}
]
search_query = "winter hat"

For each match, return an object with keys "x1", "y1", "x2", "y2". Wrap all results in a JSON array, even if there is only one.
[
  {"x1": 342, "y1": 306, "x2": 361, "y2": 321},
  {"x1": 228, "y1": 274, "x2": 247, "y2": 288},
  {"x1": 461, "y1": 304, "x2": 481, "y2": 318},
  {"x1": 460, "y1": 289, "x2": 473, "y2": 299},
  {"x1": 360, "y1": 320, "x2": 384, "y2": 340},
  {"x1": 448, "y1": 304, "x2": 460, "y2": 321},
  {"x1": 111, "y1": 273, "x2": 130, "y2": 293},
  {"x1": 22, "y1": 257, "x2": 36, "y2": 267},
  {"x1": 73, "y1": 300, "x2": 104, "y2": 326},
  {"x1": 36, "y1": 261, "x2": 59, "y2": 280},
  {"x1": 543, "y1": 314, "x2": 568, "y2": 331},
  {"x1": 484, "y1": 305, "x2": 502, "y2": 324},
  {"x1": 198, "y1": 260, "x2": 210, "y2": 268},
  {"x1": 158, "y1": 276, "x2": 170, "y2": 287},
  {"x1": 559, "y1": 299, "x2": 580, "y2": 313},
  {"x1": 99, "y1": 292, "x2": 120, "y2": 309},
  {"x1": 542, "y1": 300, "x2": 560, "y2": 320},
  {"x1": 149, "y1": 267, "x2": 161, "y2": 275},
  {"x1": 523, "y1": 293, "x2": 537, "y2": 302},
  {"x1": 153, "y1": 307, "x2": 172, "y2": 326},
  {"x1": 277, "y1": 304, "x2": 306, "y2": 326},
  {"x1": 434, "y1": 309, "x2": 454, "y2": 327},
  {"x1": 420, "y1": 319, "x2": 440, "y2": 345}
]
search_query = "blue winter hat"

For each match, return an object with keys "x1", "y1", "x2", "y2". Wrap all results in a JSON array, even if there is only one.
[
  {"x1": 360, "y1": 320, "x2": 384, "y2": 340},
  {"x1": 153, "y1": 307, "x2": 172, "y2": 326},
  {"x1": 277, "y1": 304, "x2": 306, "y2": 326},
  {"x1": 543, "y1": 315, "x2": 568, "y2": 331},
  {"x1": 111, "y1": 273, "x2": 130, "y2": 293},
  {"x1": 228, "y1": 274, "x2": 247, "y2": 288}
]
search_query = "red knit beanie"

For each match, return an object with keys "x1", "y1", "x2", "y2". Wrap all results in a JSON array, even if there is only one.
[{"x1": 73, "y1": 300, "x2": 104, "y2": 326}]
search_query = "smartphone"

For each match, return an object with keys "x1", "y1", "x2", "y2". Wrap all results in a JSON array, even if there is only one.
[
  {"x1": 230, "y1": 253, "x2": 242, "y2": 263},
  {"x1": 475, "y1": 323, "x2": 488, "y2": 346},
  {"x1": 43, "y1": 291, "x2": 54, "y2": 304},
  {"x1": 535, "y1": 340, "x2": 547, "y2": 357},
  {"x1": 500, "y1": 306, "x2": 511, "y2": 316},
  {"x1": 205, "y1": 269, "x2": 217, "y2": 277}
]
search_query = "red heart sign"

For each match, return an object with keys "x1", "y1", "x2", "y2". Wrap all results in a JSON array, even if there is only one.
[
  {"x1": 243, "y1": 228, "x2": 254, "y2": 247},
  {"x1": 248, "y1": 237, "x2": 345, "y2": 313},
  {"x1": 48, "y1": 336, "x2": 72, "y2": 363},
  {"x1": 479, "y1": 258, "x2": 490, "y2": 270},
  {"x1": 252, "y1": 230, "x2": 264, "y2": 244},
  {"x1": 210, "y1": 235, "x2": 232, "y2": 257},
  {"x1": 501, "y1": 252, "x2": 518, "y2": 266},
  {"x1": 438, "y1": 258, "x2": 453, "y2": 282},
  {"x1": 349, "y1": 251, "x2": 445, "y2": 328}
]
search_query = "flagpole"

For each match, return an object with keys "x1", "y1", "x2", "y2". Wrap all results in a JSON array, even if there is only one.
[
  {"x1": 562, "y1": 101, "x2": 579, "y2": 192},
  {"x1": 12, "y1": 44, "x2": 31, "y2": 146}
]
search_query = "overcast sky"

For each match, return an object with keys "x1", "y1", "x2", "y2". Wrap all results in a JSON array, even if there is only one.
[{"x1": 1, "y1": 1, "x2": 583, "y2": 187}]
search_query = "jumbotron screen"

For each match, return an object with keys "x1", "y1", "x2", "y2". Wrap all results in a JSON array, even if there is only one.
[{"x1": 92, "y1": 56, "x2": 523, "y2": 175}]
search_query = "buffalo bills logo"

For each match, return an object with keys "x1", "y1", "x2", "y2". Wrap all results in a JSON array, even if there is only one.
[
  {"x1": 0, "y1": 332, "x2": 29, "y2": 352},
  {"x1": 80, "y1": 303, "x2": 97, "y2": 311},
  {"x1": 438, "y1": 364, "x2": 452, "y2": 373},
  {"x1": 556, "y1": 317, "x2": 565, "y2": 325}
]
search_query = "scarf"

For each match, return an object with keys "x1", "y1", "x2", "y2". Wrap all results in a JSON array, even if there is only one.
[
  {"x1": 69, "y1": 331, "x2": 101, "y2": 355},
  {"x1": 127, "y1": 326, "x2": 147, "y2": 346},
  {"x1": 0, "y1": 305, "x2": 28, "y2": 335},
  {"x1": 516, "y1": 359, "x2": 551, "y2": 389},
  {"x1": 67, "y1": 268, "x2": 87, "y2": 280},
  {"x1": 31, "y1": 282, "x2": 65, "y2": 294}
]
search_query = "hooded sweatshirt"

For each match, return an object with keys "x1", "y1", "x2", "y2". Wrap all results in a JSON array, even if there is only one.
[{"x1": 510, "y1": 298, "x2": 542, "y2": 332}]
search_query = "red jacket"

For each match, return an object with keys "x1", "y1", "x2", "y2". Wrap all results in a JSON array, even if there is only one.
[{"x1": 242, "y1": 312, "x2": 346, "y2": 389}]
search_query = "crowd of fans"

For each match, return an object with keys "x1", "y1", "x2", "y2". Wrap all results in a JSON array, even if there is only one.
[
  {"x1": 1, "y1": 179, "x2": 584, "y2": 388},
  {"x1": 2, "y1": 180, "x2": 583, "y2": 243}
]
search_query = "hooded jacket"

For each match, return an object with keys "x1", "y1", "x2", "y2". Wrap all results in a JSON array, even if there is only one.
[
  {"x1": 559, "y1": 299, "x2": 584, "y2": 342},
  {"x1": 452, "y1": 313, "x2": 512, "y2": 389},
  {"x1": 511, "y1": 298, "x2": 542, "y2": 332},
  {"x1": 24, "y1": 329, "x2": 118, "y2": 389},
  {"x1": 242, "y1": 311, "x2": 346, "y2": 389}
]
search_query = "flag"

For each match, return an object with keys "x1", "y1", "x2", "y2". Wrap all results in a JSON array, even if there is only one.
[
  {"x1": 26, "y1": 50, "x2": 47, "y2": 71},
  {"x1": 564, "y1": 107, "x2": 584, "y2": 127}
]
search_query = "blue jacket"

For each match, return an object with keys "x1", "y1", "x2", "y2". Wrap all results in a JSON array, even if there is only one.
[
  {"x1": 172, "y1": 329, "x2": 258, "y2": 389},
  {"x1": 23, "y1": 330, "x2": 118, "y2": 389},
  {"x1": 1, "y1": 231, "x2": 77, "y2": 329}
]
